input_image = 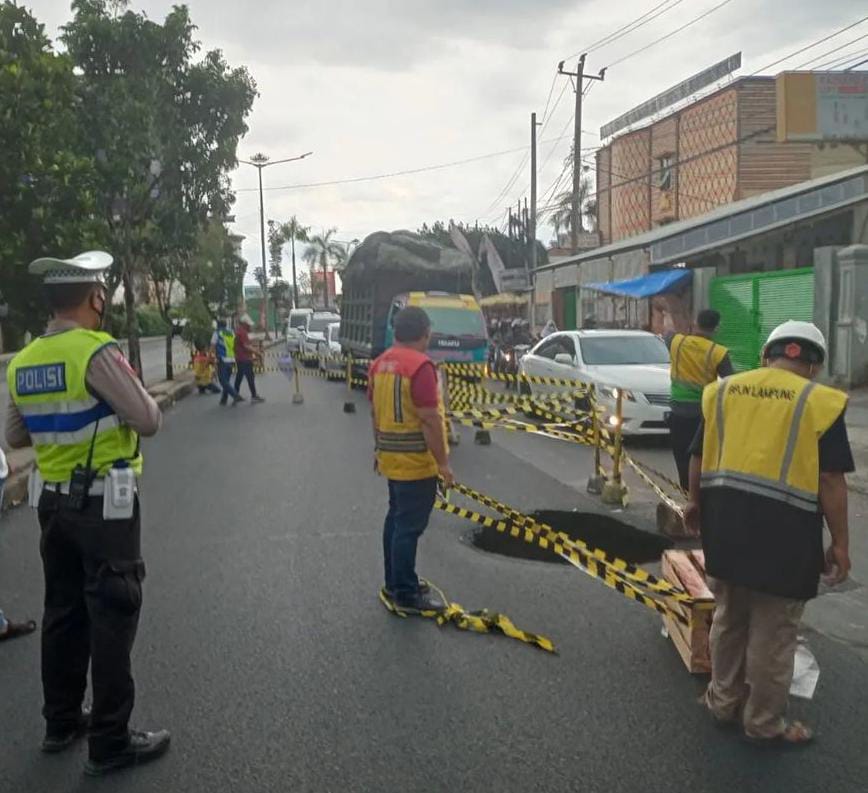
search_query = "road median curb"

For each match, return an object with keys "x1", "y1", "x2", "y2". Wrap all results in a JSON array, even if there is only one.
[{"x1": 1, "y1": 371, "x2": 196, "y2": 512}]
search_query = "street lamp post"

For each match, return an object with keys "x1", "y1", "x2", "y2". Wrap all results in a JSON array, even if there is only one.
[{"x1": 239, "y1": 151, "x2": 313, "y2": 335}]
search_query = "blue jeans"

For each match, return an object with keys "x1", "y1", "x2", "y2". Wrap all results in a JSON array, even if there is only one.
[
  {"x1": 383, "y1": 478, "x2": 438, "y2": 601},
  {"x1": 217, "y1": 360, "x2": 239, "y2": 403}
]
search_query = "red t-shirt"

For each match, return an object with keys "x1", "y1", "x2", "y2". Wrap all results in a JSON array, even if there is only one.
[{"x1": 235, "y1": 325, "x2": 253, "y2": 363}]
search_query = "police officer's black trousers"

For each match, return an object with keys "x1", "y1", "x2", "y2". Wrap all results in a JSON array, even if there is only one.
[{"x1": 38, "y1": 491, "x2": 145, "y2": 760}]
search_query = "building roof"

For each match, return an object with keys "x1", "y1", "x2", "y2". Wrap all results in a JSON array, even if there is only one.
[{"x1": 537, "y1": 164, "x2": 868, "y2": 274}]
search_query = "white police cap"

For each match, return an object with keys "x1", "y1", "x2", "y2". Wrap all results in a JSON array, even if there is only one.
[{"x1": 29, "y1": 251, "x2": 113, "y2": 284}]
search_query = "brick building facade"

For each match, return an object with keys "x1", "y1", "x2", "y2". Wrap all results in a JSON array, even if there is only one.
[{"x1": 595, "y1": 76, "x2": 864, "y2": 245}]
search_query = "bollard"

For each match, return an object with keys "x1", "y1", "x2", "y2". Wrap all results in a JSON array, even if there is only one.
[
  {"x1": 440, "y1": 365, "x2": 460, "y2": 446},
  {"x1": 586, "y1": 385, "x2": 605, "y2": 495},
  {"x1": 474, "y1": 430, "x2": 492, "y2": 445},
  {"x1": 343, "y1": 353, "x2": 356, "y2": 413},
  {"x1": 602, "y1": 388, "x2": 628, "y2": 506},
  {"x1": 292, "y1": 360, "x2": 304, "y2": 404}
]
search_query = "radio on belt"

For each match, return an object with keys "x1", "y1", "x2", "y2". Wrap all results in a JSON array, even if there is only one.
[{"x1": 104, "y1": 462, "x2": 135, "y2": 520}]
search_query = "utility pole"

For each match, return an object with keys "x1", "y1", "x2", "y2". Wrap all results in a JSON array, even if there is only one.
[
  {"x1": 530, "y1": 112, "x2": 541, "y2": 329},
  {"x1": 558, "y1": 55, "x2": 605, "y2": 252},
  {"x1": 240, "y1": 151, "x2": 313, "y2": 335}
]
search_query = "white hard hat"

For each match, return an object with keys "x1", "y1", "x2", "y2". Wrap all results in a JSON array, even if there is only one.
[
  {"x1": 763, "y1": 320, "x2": 827, "y2": 363},
  {"x1": 29, "y1": 251, "x2": 113, "y2": 284},
  {"x1": 239, "y1": 314, "x2": 253, "y2": 326}
]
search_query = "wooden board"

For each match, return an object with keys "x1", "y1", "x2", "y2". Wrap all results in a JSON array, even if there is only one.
[{"x1": 661, "y1": 550, "x2": 715, "y2": 674}]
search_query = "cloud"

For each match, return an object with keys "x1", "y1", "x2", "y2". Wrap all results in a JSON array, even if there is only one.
[{"x1": 31, "y1": 0, "x2": 868, "y2": 270}]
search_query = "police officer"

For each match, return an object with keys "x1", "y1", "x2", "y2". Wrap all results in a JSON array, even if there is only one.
[
  {"x1": 4, "y1": 252, "x2": 170, "y2": 775},
  {"x1": 667, "y1": 310, "x2": 733, "y2": 490},
  {"x1": 210, "y1": 318, "x2": 243, "y2": 405},
  {"x1": 684, "y1": 321, "x2": 853, "y2": 747}
]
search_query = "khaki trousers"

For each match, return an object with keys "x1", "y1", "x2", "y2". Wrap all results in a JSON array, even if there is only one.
[{"x1": 705, "y1": 577, "x2": 805, "y2": 738}]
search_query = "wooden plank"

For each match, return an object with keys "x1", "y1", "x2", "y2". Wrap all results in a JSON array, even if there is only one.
[{"x1": 665, "y1": 550, "x2": 714, "y2": 600}]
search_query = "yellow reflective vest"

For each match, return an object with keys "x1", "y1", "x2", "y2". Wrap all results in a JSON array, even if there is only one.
[
  {"x1": 670, "y1": 333, "x2": 728, "y2": 403},
  {"x1": 7, "y1": 328, "x2": 142, "y2": 483},
  {"x1": 370, "y1": 346, "x2": 442, "y2": 481},
  {"x1": 700, "y1": 367, "x2": 847, "y2": 512}
]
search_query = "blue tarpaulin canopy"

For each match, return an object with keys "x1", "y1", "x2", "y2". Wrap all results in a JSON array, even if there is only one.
[{"x1": 584, "y1": 268, "x2": 692, "y2": 298}]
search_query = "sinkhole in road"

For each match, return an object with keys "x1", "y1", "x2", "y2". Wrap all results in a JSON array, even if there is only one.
[{"x1": 469, "y1": 510, "x2": 673, "y2": 566}]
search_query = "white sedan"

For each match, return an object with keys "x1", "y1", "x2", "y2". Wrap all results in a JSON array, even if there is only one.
[
  {"x1": 317, "y1": 322, "x2": 344, "y2": 378},
  {"x1": 518, "y1": 329, "x2": 671, "y2": 435}
]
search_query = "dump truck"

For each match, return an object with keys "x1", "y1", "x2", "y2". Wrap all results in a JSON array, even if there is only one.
[{"x1": 339, "y1": 231, "x2": 487, "y2": 365}]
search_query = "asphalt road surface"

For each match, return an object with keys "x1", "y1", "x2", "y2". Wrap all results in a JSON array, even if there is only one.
[{"x1": 1, "y1": 372, "x2": 867, "y2": 792}]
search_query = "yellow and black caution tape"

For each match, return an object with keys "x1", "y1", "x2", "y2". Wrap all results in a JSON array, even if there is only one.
[
  {"x1": 443, "y1": 362, "x2": 593, "y2": 392},
  {"x1": 448, "y1": 481, "x2": 692, "y2": 604},
  {"x1": 379, "y1": 579, "x2": 555, "y2": 653},
  {"x1": 436, "y1": 497, "x2": 690, "y2": 626}
]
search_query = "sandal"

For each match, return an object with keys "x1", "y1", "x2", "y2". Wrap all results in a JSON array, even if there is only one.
[
  {"x1": 0, "y1": 619, "x2": 37, "y2": 641},
  {"x1": 745, "y1": 721, "x2": 814, "y2": 749}
]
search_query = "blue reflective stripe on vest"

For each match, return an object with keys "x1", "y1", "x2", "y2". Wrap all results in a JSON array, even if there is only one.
[{"x1": 21, "y1": 401, "x2": 115, "y2": 434}]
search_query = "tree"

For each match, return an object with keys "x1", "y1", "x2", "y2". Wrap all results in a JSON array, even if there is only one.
[
  {"x1": 61, "y1": 0, "x2": 256, "y2": 374},
  {"x1": 0, "y1": 2, "x2": 104, "y2": 350},
  {"x1": 549, "y1": 142, "x2": 595, "y2": 242},
  {"x1": 282, "y1": 216, "x2": 310, "y2": 308},
  {"x1": 183, "y1": 222, "x2": 247, "y2": 319},
  {"x1": 303, "y1": 228, "x2": 343, "y2": 308}
]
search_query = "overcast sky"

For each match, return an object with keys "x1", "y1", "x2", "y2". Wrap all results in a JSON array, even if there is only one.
[{"x1": 34, "y1": 0, "x2": 863, "y2": 280}]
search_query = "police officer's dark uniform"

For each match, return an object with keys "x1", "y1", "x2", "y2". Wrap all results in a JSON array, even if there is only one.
[{"x1": 4, "y1": 252, "x2": 170, "y2": 776}]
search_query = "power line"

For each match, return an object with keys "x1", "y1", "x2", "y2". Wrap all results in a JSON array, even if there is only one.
[
  {"x1": 603, "y1": 0, "x2": 736, "y2": 70},
  {"x1": 847, "y1": 55, "x2": 868, "y2": 70},
  {"x1": 562, "y1": 0, "x2": 685, "y2": 62},
  {"x1": 235, "y1": 135, "x2": 572, "y2": 195},
  {"x1": 817, "y1": 46, "x2": 868, "y2": 70},
  {"x1": 750, "y1": 13, "x2": 868, "y2": 75},
  {"x1": 795, "y1": 31, "x2": 868, "y2": 69}
]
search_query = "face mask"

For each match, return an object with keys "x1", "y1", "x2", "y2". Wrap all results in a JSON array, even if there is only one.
[{"x1": 90, "y1": 289, "x2": 107, "y2": 330}]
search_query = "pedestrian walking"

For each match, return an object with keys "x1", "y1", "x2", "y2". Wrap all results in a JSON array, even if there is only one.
[
  {"x1": 4, "y1": 251, "x2": 170, "y2": 775},
  {"x1": 233, "y1": 314, "x2": 265, "y2": 403},
  {"x1": 684, "y1": 320, "x2": 853, "y2": 747},
  {"x1": 210, "y1": 319, "x2": 243, "y2": 406},
  {"x1": 667, "y1": 310, "x2": 733, "y2": 490},
  {"x1": 369, "y1": 306, "x2": 454, "y2": 613}
]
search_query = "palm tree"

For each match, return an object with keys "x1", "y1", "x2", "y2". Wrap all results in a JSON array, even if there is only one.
[
  {"x1": 303, "y1": 227, "x2": 343, "y2": 308},
  {"x1": 281, "y1": 216, "x2": 310, "y2": 309}
]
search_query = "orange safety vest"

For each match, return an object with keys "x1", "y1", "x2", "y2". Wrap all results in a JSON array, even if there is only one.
[{"x1": 370, "y1": 346, "x2": 442, "y2": 481}]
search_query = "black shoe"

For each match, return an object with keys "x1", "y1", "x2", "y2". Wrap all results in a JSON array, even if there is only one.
[
  {"x1": 394, "y1": 587, "x2": 446, "y2": 614},
  {"x1": 84, "y1": 729, "x2": 171, "y2": 777},
  {"x1": 231, "y1": 395, "x2": 245, "y2": 406},
  {"x1": 42, "y1": 709, "x2": 90, "y2": 754},
  {"x1": 251, "y1": 396, "x2": 265, "y2": 403},
  {"x1": 384, "y1": 580, "x2": 431, "y2": 600}
]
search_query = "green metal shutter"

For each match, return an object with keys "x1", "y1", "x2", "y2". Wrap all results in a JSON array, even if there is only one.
[
  {"x1": 561, "y1": 287, "x2": 577, "y2": 330},
  {"x1": 709, "y1": 275, "x2": 758, "y2": 372},
  {"x1": 709, "y1": 268, "x2": 814, "y2": 372},
  {"x1": 756, "y1": 269, "x2": 814, "y2": 349}
]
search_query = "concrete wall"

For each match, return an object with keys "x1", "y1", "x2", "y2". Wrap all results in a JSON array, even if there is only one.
[
  {"x1": 832, "y1": 245, "x2": 868, "y2": 388},
  {"x1": 577, "y1": 249, "x2": 649, "y2": 327},
  {"x1": 533, "y1": 269, "x2": 553, "y2": 329}
]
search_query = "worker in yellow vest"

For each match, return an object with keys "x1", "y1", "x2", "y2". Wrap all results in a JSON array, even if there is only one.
[
  {"x1": 684, "y1": 320, "x2": 853, "y2": 747},
  {"x1": 667, "y1": 310, "x2": 733, "y2": 490},
  {"x1": 369, "y1": 306, "x2": 454, "y2": 613},
  {"x1": 4, "y1": 252, "x2": 170, "y2": 775}
]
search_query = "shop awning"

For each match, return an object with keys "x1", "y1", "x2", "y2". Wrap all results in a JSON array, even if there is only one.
[{"x1": 584, "y1": 268, "x2": 692, "y2": 298}]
